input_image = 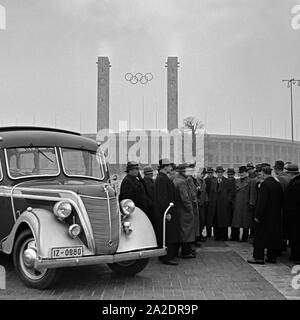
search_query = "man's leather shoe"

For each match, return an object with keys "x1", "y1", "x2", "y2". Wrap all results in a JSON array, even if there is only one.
[
  {"x1": 163, "y1": 260, "x2": 178, "y2": 266},
  {"x1": 247, "y1": 258, "x2": 264, "y2": 264},
  {"x1": 182, "y1": 253, "x2": 196, "y2": 259}
]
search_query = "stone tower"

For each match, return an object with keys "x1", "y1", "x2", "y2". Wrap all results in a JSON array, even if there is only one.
[
  {"x1": 97, "y1": 57, "x2": 111, "y2": 131},
  {"x1": 166, "y1": 57, "x2": 179, "y2": 131}
]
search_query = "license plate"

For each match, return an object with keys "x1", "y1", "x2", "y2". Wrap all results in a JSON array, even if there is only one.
[{"x1": 51, "y1": 246, "x2": 83, "y2": 259}]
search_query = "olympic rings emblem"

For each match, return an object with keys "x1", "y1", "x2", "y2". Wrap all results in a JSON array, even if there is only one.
[{"x1": 125, "y1": 72, "x2": 153, "y2": 85}]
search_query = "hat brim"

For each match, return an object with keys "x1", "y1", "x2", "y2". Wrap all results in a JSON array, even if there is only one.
[{"x1": 126, "y1": 166, "x2": 140, "y2": 172}]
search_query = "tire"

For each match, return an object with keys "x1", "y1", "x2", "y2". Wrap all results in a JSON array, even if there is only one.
[
  {"x1": 13, "y1": 229, "x2": 59, "y2": 289},
  {"x1": 107, "y1": 258, "x2": 149, "y2": 276}
]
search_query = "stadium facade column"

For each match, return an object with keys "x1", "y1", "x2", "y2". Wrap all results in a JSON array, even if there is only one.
[
  {"x1": 97, "y1": 57, "x2": 111, "y2": 132},
  {"x1": 166, "y1": 57, "x2": 179, "y2": 163},
  {"x1": 230, "y1": 142, "x2": 233, "y2": 167}
]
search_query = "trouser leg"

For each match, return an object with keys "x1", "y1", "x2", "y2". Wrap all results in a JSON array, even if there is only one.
[
  {"x1": 222, "y1": 227, "x2": 228, "y2": 241},
  {"x1": 249, "y1": 227, "x2": 255, "y2": 238},
  {"x1": 231, "y1": 227, "x2": 240, "y2": 240},
  {"x1": 164, "y1": 243, "x2": 178, "y2": 261},
  {"x1": 214, "y1": 227, "x2": 221, "y2": 240},
  {"x1": 206, "y1": 227, "x2": 212, "y2": 237},
  {"x1": 266, "y1": 249, "x2": 277, "y2": 260},
  {"x1": 290, "y1": 240, "x2": 300, "y2": 260},
  {"x1": 253, "y1": 247, "x2": 264, "y2": 260},
  {"x1": 181, "y1": 242, "x2": 192, "y2": 256},
  {"x1": 294, "y1": 242, "x2": 300, "y2": 261},
  {"x1": 242, "y1": 228, "x2": 249, "y2": 241}
]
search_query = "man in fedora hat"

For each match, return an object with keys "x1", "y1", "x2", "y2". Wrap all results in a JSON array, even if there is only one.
[
  {"x1": 285, "y1": 163, "x2": 299, "y2": 181},
  {"x1": 172, "y1": 163, "x2": 195, "y2": 258},
  {"x1": 169, "y1": 163, "x2": 178, "y2": 181},
  {"x1": 119, "y1": 161, "x2": 147, "y2": 213},
  {"x1": 154, "y1": 159, "x2": 179, "y2": 265},
  {"x1": 246, "y1": 162, "x2": 256, "y2": 179},
  {"x1": 204, "y1": 167, "x2": 216, "y2": 238},
  {"x1": 231, "y1": 166, "x2": 256, "y2": 242},
  {"x1": 273, "y1": 160, "x2": 289, "y2": 191},
  {"x1": 207, "y1": 166, "x2": 234, "y2": 241},
  {"x1": 143, "y1": 166, "x2": 155, "y2": 224},
  {"x1": 248, "y1": 166, "x2": 283, "y2": 264},
  {"x1": 283, "y1": 164, "x2": 300, "y2": 263}
]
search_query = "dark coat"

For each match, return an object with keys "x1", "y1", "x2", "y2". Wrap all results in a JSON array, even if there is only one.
[
  {"x1": 227, "y1": 177, "x2": 236, "y2": 223},
  {"x1": 195, "y1": 176, "x2": 207, "y2": 229},
  {"x1": 283, "y1": 174, "x2": 300, "y2": 242},
  {"x1": 186, "y1": 176, "x2": 200, "y2": 238},
  {"x1": 143, "y1": 176, "x2": 155, "y2": 223},
  {"x1": 276, "y1": 172, "x2": 290, "y2": 192},
  {"x1": 207, "y1": 176, "x2": 234, "y2": 228},
  {"x1": 173, "y1": 174, "x2": 195, "y2": 242},
  {"x1": 232, "y1": 177, "x2": 256, "y2": 228},
  {"x1": 254, "y1": 176, "x2": 283, "y2": 249},
  {"x1": 204, "y1": 176, "x2": 216, "y2": 198},
  {"x1": 119, "y1": 174, "x2": 147, "y2": 213},
  {"x1": 154, "y1": 172, "x2": 179, "y2": 246}
]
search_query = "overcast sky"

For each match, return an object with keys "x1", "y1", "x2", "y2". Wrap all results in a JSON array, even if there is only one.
[{"x1": 0, "y1": 0, "x2": 300, "y2": 139}]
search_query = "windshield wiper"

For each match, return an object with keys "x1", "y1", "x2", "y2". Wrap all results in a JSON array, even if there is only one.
[{"x1": 29, "y1": 144, "x2": 54, "y2": 163}]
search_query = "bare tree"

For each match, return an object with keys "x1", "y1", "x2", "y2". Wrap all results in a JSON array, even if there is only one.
[{"x1": 183, "y1": 117, "x2": 204, "y2": 157}]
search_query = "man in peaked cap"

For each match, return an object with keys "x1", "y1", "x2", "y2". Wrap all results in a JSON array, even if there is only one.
[
  {"x1": 143, "y1": 166, "x2": 155, "y2": 224},
  {"x1": 154, "y1": 159, "x2": 179, "y2": 265},
  {"x1": 248, "y1": 165, "x2": 284, "y2": 264},
  {"x1": 119, "y1": 161, "x2": 147, "y2": 213},
  {"x1": 206, "y1": 166, "x2": 234, "y2": 241}
]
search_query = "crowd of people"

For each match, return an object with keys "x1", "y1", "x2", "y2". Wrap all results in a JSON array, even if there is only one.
[{"x1": 118, "y1": 159, "x2": 300, "y2": 266}]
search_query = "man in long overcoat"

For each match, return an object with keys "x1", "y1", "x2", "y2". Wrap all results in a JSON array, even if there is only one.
[
  {"x1": 283, "y1": 165, "x2": 300, "y2": 262},
  {"x1": 248, "y1": 166, "x2": 283, "y2": 264},
  {"x1": 231, "y1": 166, "x2": 256, "y2": 242},
  {"x1": 186, "y1": 163, "x2": 201, "y2": 247},
  {"x1": 143, "y1": 166, "x2": 155, "y2": 224},
  {"x1": 154, "y1": 159, "x2": 179, "y2": 265},
  {"x1": 119, "y1": 161, "x2": 147, "y2": 213},
  {"x1": 207, "y1": 166, "x2": 234, "y2": 241},
  {"x1": 227, "y1": 168, "x2": 236, "y2": 231},
  {"x1": 195, "y1": 168, "x2": 208, "y2": 242},
  {"x1": 173, "y1": 163, "x2": 195, "y2": 258},
  {"x1": 204, "y1": 167, "x2": 216, "y2": 237}
]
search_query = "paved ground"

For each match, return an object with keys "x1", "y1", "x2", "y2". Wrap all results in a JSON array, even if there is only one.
[{"x1": 0, "y1": 239, "x2": 299, "y2": 300}]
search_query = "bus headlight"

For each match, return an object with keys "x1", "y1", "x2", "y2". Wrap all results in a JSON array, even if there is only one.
[
  {"x1": 120, "y1": 199, "x2": 135, "y2": 216},
  {"x1": 53, "y1": 201, "x2": 72, "y2": 220},
  {"x1": 68, "y1": 224, "x2": 81, "y2": 238}
]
